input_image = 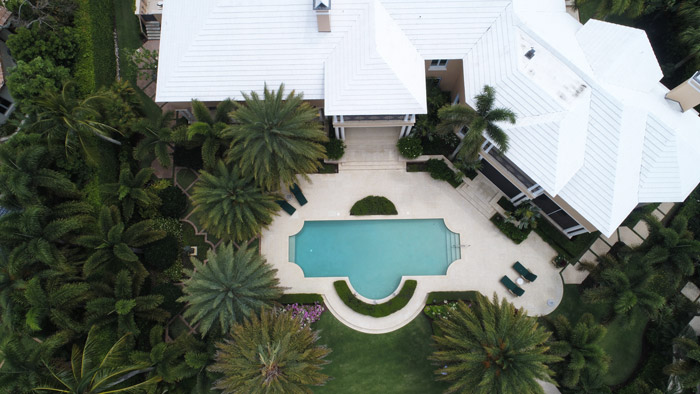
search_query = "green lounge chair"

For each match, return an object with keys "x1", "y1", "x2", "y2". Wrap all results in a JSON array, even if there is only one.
[
  {"x1": 513, "y1": 261, "x2": 537, "y2": 282},
  {"x1": 276, "y1": 200, "x2": 296, "y2": 215},
  {"x1": 500, "y1": 276, "x2": 524, "y2": 297},
  {"x1": 290, "y1": 183, "x2": 308, "y2": 206}
]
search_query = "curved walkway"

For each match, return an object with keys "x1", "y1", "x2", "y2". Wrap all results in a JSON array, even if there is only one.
[{"x1": 261, "y1": 169, "x2": 563, "y2": 334}]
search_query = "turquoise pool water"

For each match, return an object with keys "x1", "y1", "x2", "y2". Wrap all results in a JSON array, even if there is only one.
[{"x1": 289, "y1": 219, "x2": 460, "y2": 300}]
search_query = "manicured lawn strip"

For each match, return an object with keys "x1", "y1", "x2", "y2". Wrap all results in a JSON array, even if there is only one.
[
  {"x1": 181, "y1": 221, "x2": 210, "y2": 261},
  {"x1": 313, "y1": 313, "x2": 449, "y2": 394},
  {"x1": 278, "y1": 294, "x2": 324, "y2": 304},
  {"x1": 350, "y1": 196, "x2": 397, "y2": 216},
  {"x1": 334, "y1": 280, "x2": 417, "y2": 317},
  {"x1": 76, "y1": 0, "x2": 117, "y2": 93},
  {"x1": 547, "y1": 285, "x2": 646, "y2": 386},
  {"x1": 490, "y1": 213, "x2": 531, "y2": 244}
]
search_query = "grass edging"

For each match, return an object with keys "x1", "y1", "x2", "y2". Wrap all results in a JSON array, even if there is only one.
[
  {"x1": 334, "y1": 280, "x2": 417, "y2": 317},
  {"x1": 350, "y1": 196, "x2": 398, "y2": 216}
]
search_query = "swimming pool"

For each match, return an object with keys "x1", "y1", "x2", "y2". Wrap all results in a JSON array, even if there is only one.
[{"x1": 289, "y1": 219, "x2": 461, "y2": 300}]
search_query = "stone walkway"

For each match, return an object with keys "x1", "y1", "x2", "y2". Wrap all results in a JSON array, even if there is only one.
[
  {"x1": 561, "y1": 203, "x2": 675, "y2": 284},
  {"x1": 263, "y1": 127, "x2": 563, "y2": 334}
]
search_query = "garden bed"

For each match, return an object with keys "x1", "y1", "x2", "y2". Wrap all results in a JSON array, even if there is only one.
[
  {"x1": 334, "y1": 280, "x2": 417, "y2": 317},
  {"x1": 490, "y1": 213, "x2": 531, "y2": 244},
  {"x1": 350, "y1": 196, "x2": 397, "y2": 216}
]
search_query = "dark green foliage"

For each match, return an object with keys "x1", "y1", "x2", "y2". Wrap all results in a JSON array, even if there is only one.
[
  {"x1": 24, "y1": 276, "x2": 90, "y2": 334},
  {"x1": 491, "y1": 213, "x2": 531, "y2": 244},
  {"x1": 278, "y1": 293, "x2": 324, "y2": 304},
  {"x1": 412, "y1": 78, "x2": 451, "y2": 137},
  {"x1": 425, "y1": 158, "x2": 462, "y2": 187},
  {"x1": 134, "y1": 111, "x2": 176, "y2": 168},
  {"x1": 333, "y1": 280, "x2": 417, "y2": 317},
  {"x1": 6, "y1": 58, "x2": 70, "y2": 111},
  {"x1": 350, "y1": 195, "x2": 398, "y2": 216},
  {"x1": 102, "y1": 166, "x2": 160, "y2": 222},
  {"x1": 420, "y1": 134, "x2": 459, "y2": 156},
  {"x1": 396, "y1": 136, "x2": 423, "y2": 159},
  {"x1": 427, "y1": 291, "x2": 478, "y2": 304},
  {"x1": 7, "y1": 25, "x2": 80, "y2": 69},
  {"x1": 534, "y1": 216, "x2": 599, "y2": 260},
  {"x1": 4, "y1": 0, "x2": 78, "y2": 27},
  {"x1": 152, "y1": 283, "x2": 185, "y2": 315},
  {"x1": 158, "y1": 185, "x2": 188, "y2": 218},
  {"x1": 325, "y1": 138, "x2": 346, "y2": 160},
  {"x1": 144, "y1": 234, "x2": 181, "y2": 271},
  {"x1": 174, "y1": 100, "x2": 233, "y2": 170},
  {"x1": 173, "y1": 146, "x2": 204, "y2": 170},
  {"x1": 0, "y1": 329, "x2": 69, "y2": 393}
]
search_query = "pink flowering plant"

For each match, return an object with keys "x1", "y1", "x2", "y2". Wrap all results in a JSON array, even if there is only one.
[
  {"x1": 424, "y1": 301, "x2": 464, "y2": 320},
  {"x1": 282, "y1": 302, "x2": 325, "y2": 328}
]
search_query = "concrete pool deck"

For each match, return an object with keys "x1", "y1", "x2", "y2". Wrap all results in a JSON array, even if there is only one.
[{"x1": 261, "y1": 169, "x2": 563, "y2": 334}]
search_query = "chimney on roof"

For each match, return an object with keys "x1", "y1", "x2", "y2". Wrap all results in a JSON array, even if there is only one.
[
  {"x1": 665, "y1": 71, "x2": 700, "y2": 112},
  {"x1": 314, "y1": 0, "x2": 331, "y2": 33}
]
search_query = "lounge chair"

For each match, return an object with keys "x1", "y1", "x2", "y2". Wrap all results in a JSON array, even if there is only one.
[
  {"x1": 276, "y1": 200, "x2": 296, "y2": 215},
  {"x1": 500, "y1": 276, "x2": 525, "y2": 296},
  {"x1": 513, "y1": 261, "x2": 537, "y2": 282},
  {"x1": 290, "y1": 183, "x2": 308, "y2": 206}
]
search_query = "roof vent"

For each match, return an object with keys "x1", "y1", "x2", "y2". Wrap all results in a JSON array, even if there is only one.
[
  {"x1": 665, "y1": 71, "x2": 700, "y2": 112},
  {"x1": 525, "y1": 47, "x2": 535, "y2": 60},
  {"x1": 313, "y1": 0, "x2": 331, "y2": 32}
]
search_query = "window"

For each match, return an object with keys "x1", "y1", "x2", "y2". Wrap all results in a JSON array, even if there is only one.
[
  {"x1": 0, "y1": 96, "x2": 12, "y2": 115},
  {"x1": 429, "y1": 59, "x2": 448, "y2": 70}
]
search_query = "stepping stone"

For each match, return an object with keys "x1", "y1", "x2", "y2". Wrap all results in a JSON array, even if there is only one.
[
  {"x1": 537, "y1": 380, "x2": 562, "y2": 394},
  {"x1": 632, "y1": 221, "x2": 650, "y2": 239},
  {"x1": 690, "y1": 316, "x2": 700, "y2": 336},
  {"x1": 658, "y1": 202, "x2": 675, "y2": 215},
  {"x1": 601, "y1": 230, "x2": 619, "y2": 245},
  {"x1": 590, "y1": 238, "x2": 612, "y2": 256},
  {"x1": 682, "y1": 282, "x2": 700, "y2": 302},
  {"x1": 562, "y1": 264, "x2": 590, "y2": 284},
  {"x1": 619, "y1": 227, "x2": 644, "y2": 247},
  {"x1": 652, "y1": 209, "x2": 665, "y2": 221},
  {"x1": 578, "y1": 250, "x2": 598, "y2": 265}
]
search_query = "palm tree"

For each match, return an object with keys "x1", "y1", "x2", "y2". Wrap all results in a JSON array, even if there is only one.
[
  {"x1": 664, "y1": 335, "x2": 700, "y2": 390},
  {"x1": 641, "y1": 214, "x2": 700, "y2": 278},
  {"x1": 209, "y1": 308, "x2": 331, "y2": 393},
  {"x1": 429, "y1": 293, "x2": 560, "y2": 394},
  {"x1": 437, "y1": 85, "x2": 516, "y2": 162},
  {"x1": 581, "y1": 252, "x2": 665, "y2": 321},
  {"x1": 23, "y1": 276, "x2": 90, "y2": 334},
  {"x1": 190, "y1": 161, "x2": 279, "y2": 242},
  {"x1": 133, "y1": 111, "x2": 176, "y2": 168},
  {"x1": 576, "y1": 0, "x2": 646, "y2": 18},
  {"x1": 178, "y1": 244, "x2": 283, "y2": 337},
  {"x1": 547, "y1": 314, "x2": 610, "y2": 389},
  {"x1": 0, "y1": 136, "x2": 78, "y2": 208},
  {"x1": 179, "y1": 99, "x2": 234, "y2": 170},
  {"x1": 75, "y1": 205, "x2": 165, "y2": 278},
  {"x1": 101, "y1": 167, "x2": 160, "y2": 222},
  {"x1": 226, "y1": 83, "x2": 328, "y2": 191},
  {"x1": 86, "y1": 270, "x2": 169, "y2": 337},
  {"x1": 32, "y1": 82, "x2": 121, "y2": 164},
  {"x1": 35, "y1": 325, "x2": 161, "y2": 393}
]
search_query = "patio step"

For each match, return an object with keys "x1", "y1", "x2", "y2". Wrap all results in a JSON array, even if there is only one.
[
  {"x1": 456, "y1": 183, "x2": 497, "y2": 218},
  {"x1": 338, "y1": 161, "x2": 405, "y2": 171}
]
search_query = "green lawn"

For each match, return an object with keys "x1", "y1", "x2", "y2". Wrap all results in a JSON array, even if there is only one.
[
  {"x1": 547, "y1": 285, "x2": 647, "y2": 386},
  {"x1": 313, "y1": 313, "x2": 449, "y2": 394}
]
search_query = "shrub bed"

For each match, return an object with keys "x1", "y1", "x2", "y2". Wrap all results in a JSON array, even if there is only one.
[
  {"x1": 426, "y1": 158, "x2": 462, "y2": 188},
  {"x1": 490, "y1": 213, "x2": 531, "y2": 244},
  {"x1": 397, "y1": 137, "x2": 423, "y2": 159},
  {"x1": 325, "y1": 138, "x2": 345, "y2": 160},
  {"x1": 157, "y1": 186, "x2": 188, "y2": 218},
  {"x1": 334, "y1": 280, "x2": 417, "y2": 317},
  {"x1": 143, "y1": 234, "x2": 181, "y2": 271},
  {"x1": 278, "y1": 293, "x2": 324, "y2": 304},
  {"x1": 350, "y1": 196, "x2": 398, "y2": 216}
]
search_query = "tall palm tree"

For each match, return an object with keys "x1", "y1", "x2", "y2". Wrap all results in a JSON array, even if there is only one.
[
  {"x1": 190, "y1": 160, "x2": 279, "y2": 242},
  {"x1": 35, "y1": 326, "x2": 161, "y2": 393},
  {"x1": 664, "y1": 334, "x2": 700, "y2": 390},
  {"x1": 226, "y1": 83, "x2": 328, "y2": 191},
  {"x1": 209, "y1": 308, "x2": 331, "y2": 393},
  {"x1": 101, "y1": 167, "x2": 160, "y2": 222},
  {"x1": 32, "y1": 82, "x2": 121, "y2": 165},
  {"x1": 0, "y1": 136, "x2": 78, "y2": 208},
  {"x1": 75, "y1": 205, "x2": 165, "y2": 278},
  {"x1": 23, "y1": 276, "x2": 90, "y2": 334},
  {"x1": 181, "y1": 99, "x2": 234, "y2": 170},
  {"x1": 86, "y1": 270, "x2": 169, "y2": 337},
  {"x1": 430, "y1": 293, "x2": 560, "y2": 394},
  {"x1": 576, "y1": 0, "x2": 646, "y2": 18},
  {"x1": 178, "y1": 244, "x2": 283, "y2": 337},
  {"x1": 547, "y1": 314, "x2": 610, "y2": 389},
  {"x1": 641, "y1": 214, "x2": 700, "y2": 278},
  {"x1": 437, "y1": 85, "x2": 516, "y2": 161},
  {"x1": 133, "y1": 111, "x2": 176, "y2": 168}
]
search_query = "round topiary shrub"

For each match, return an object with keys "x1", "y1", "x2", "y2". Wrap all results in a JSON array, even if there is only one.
[
  {"x1": 143, "y1": 234, "x2": 181, "y2": 271},
  {"x1": 157, "y1": 186, "x2": 188, "y2": 218},
  {"x1": 350, "y1": 196, "x2": 398, "y2": 216},
  {"x1": 326, "y1": 138, "x2": 346, "y2": 160},
  {"x1": 397, "y1": 136, "x2": 423, "y2": 159},
  {"x1": 152, "y1": 282, "x2": 185, "y2": 315}
]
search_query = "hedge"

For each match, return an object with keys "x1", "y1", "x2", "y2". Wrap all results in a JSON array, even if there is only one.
[
  {"x1": 397, "y1": 137, "x2": 423, "y2": 159},
  {"x1": 333, "y1": 280, "x2": 417, "y2": 317},
  {"x1": 278, "y1": 293, "x2": 324, "y2": 304},
  {"x1": 325, "y1": 138, "x2": 345, "y2": 160},
  {"x1": 425, "y1": 159, "x2": 462, "y2": 188},
  {"x1": 490, "y1": 213, "x2": 531, "y2": 244},
  {"x1": 426, "y1": 291, "x2": 478, "y2": 304},
  {"x1": 75, "y1": 0, "x2": 116, "y2": 94},
  {"x1": 143, "y1": 234, "x2": 181, "y2": 271},
  {"x1": 350, "y1": 196, "x2": 398, "y2": 216},
  {"x1": 158, "y1": 186, "x2": 188, "y2": 218}
]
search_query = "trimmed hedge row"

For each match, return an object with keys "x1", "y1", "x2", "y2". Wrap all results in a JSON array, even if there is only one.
[
  {"x1": 426, "y1": 159, "x2": 462, "y2": 188},
  {"x1": 350, "y1": 196, "x2": 398, "y2": 216},
  {"x1": 490, "y1": 213, "x2": 531, "y2": 244},
  {"x1": 278, "y1": 293, "x2": 324, "y2": 304},
  {"x1": 333, "y1": 280, "x2": 417, "y2": 317}
]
